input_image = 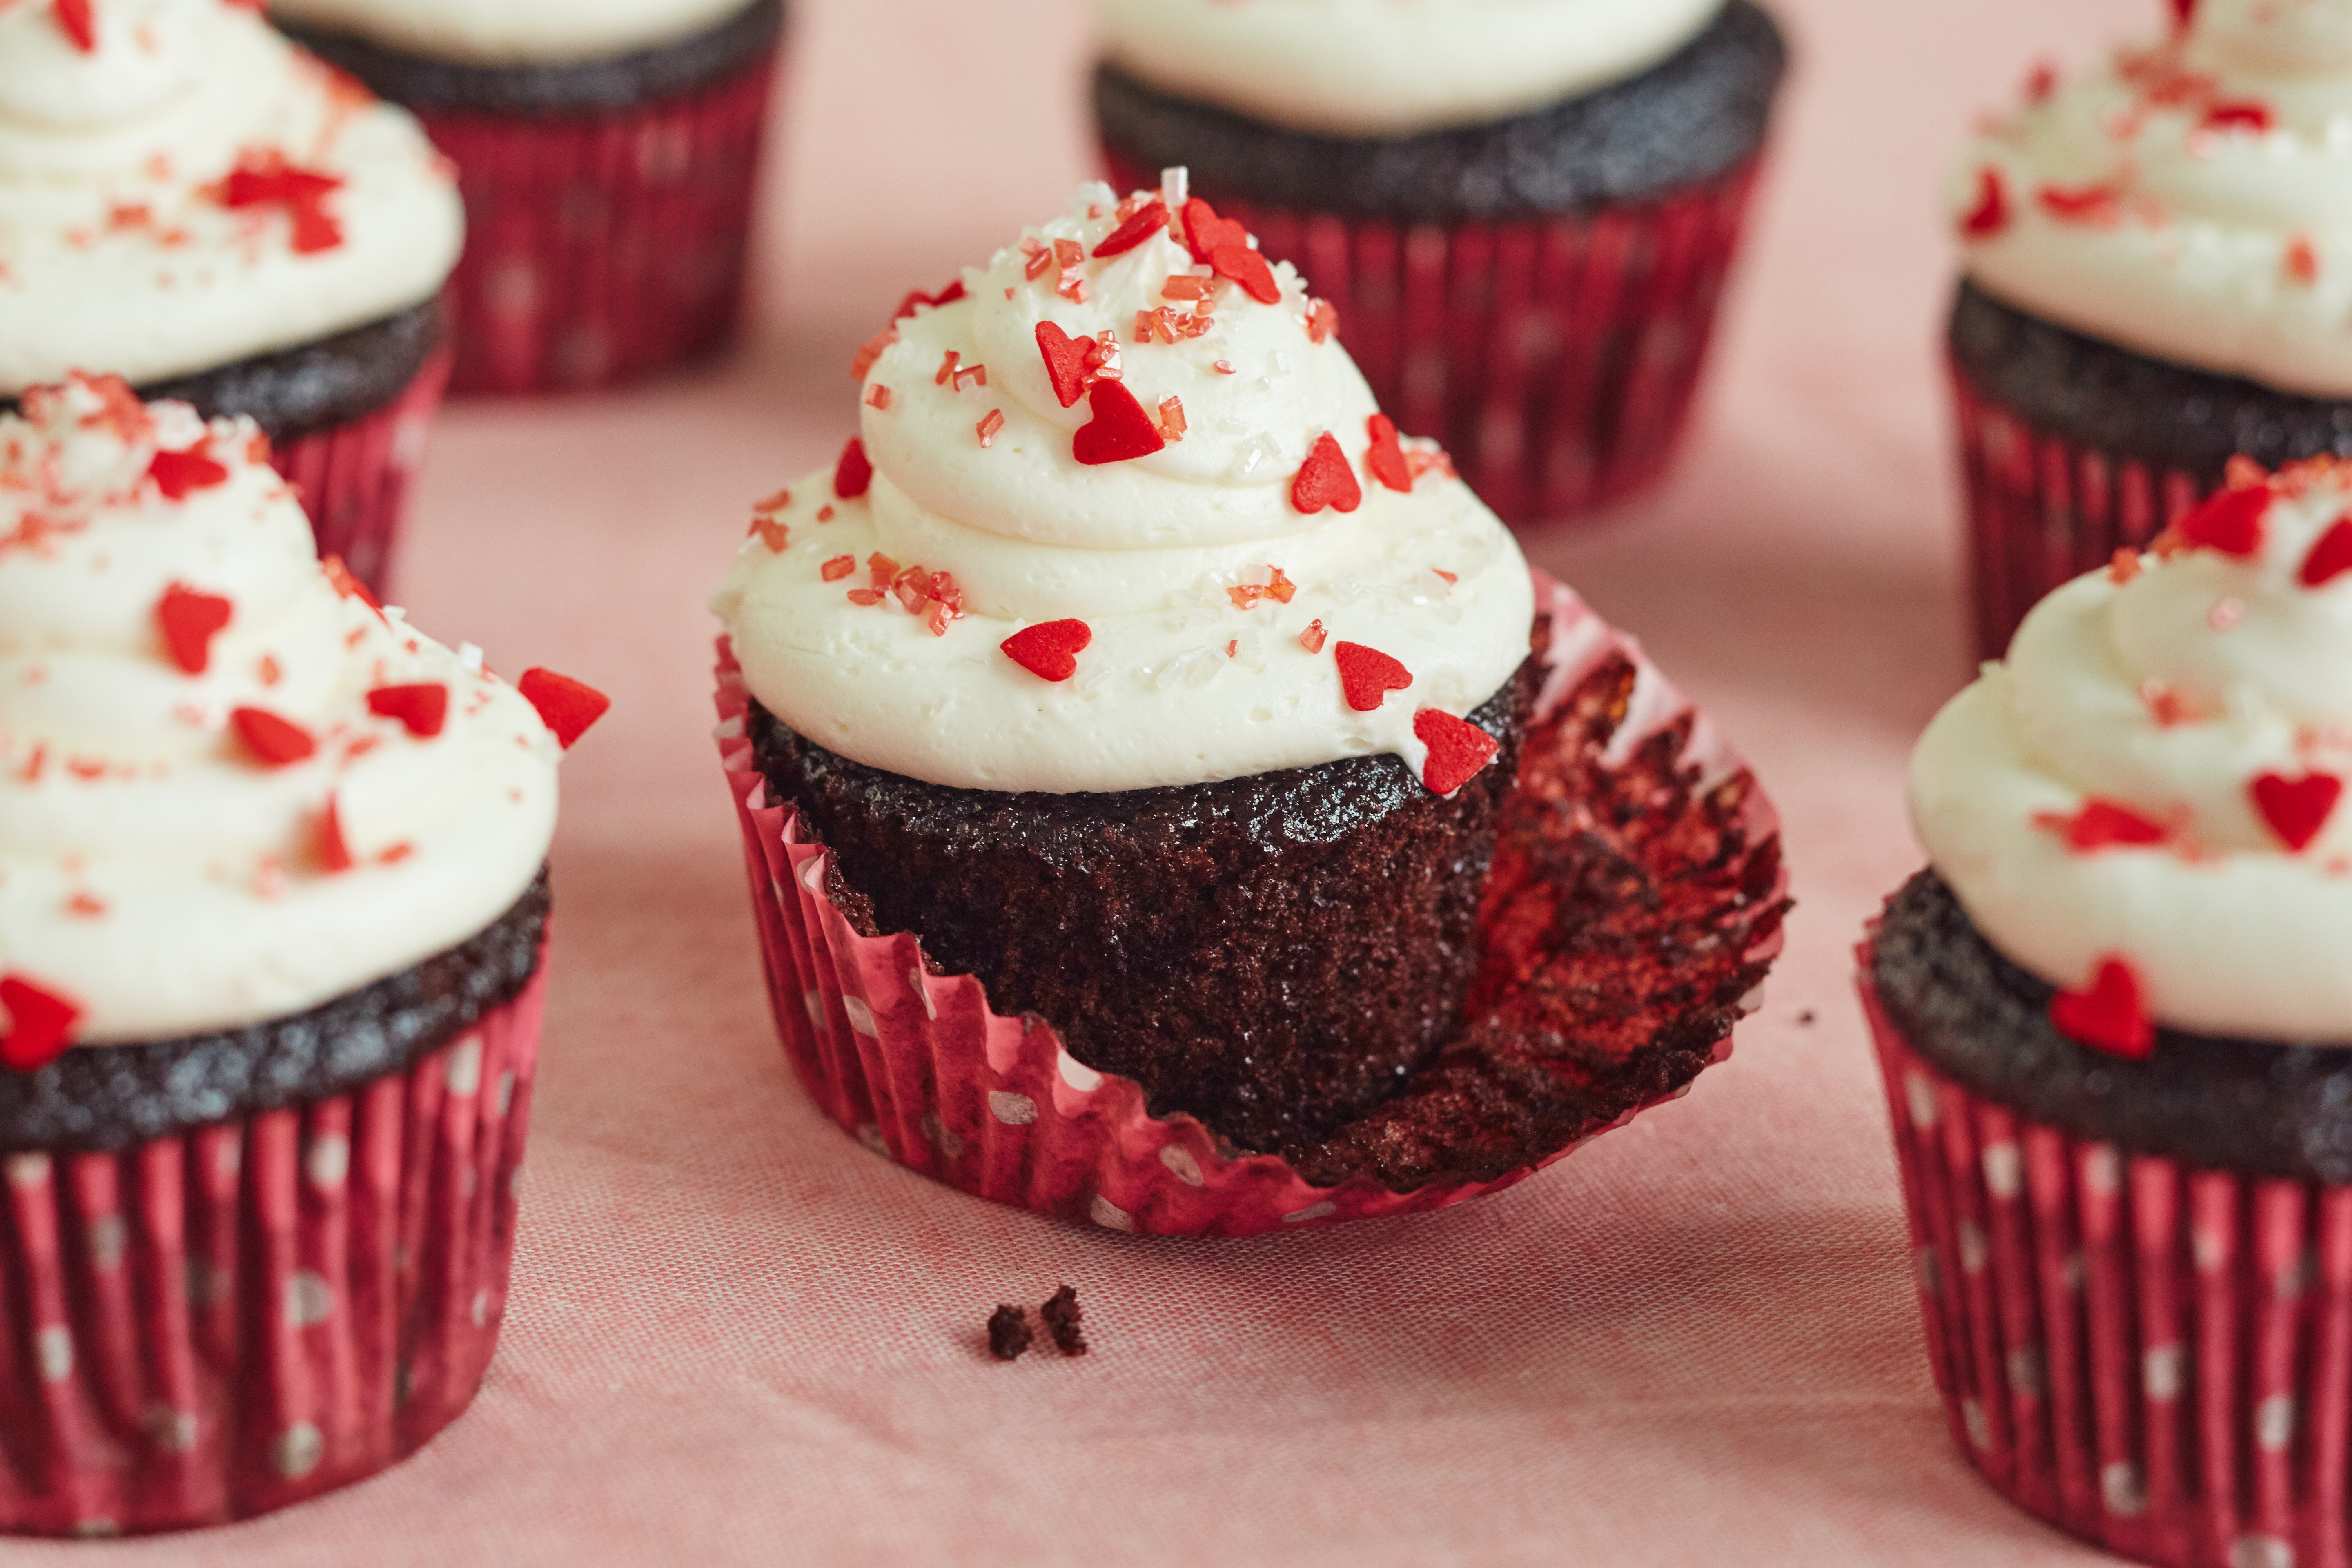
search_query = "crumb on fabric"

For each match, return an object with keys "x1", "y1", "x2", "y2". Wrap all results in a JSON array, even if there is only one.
[
  {"x1": 1040, "y1": 1285, "x2": 1088, "y2": 1357},
  {"x1": 987, "y1": 1305, "x2": 1033, "y2": 1362}
]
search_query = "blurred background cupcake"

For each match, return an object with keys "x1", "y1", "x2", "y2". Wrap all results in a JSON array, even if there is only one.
[
  {"x1": 1090, "y1": 0, "x2": 1788, "y2": 524},
  {"x1": 272, "y1": 0, "x2": 786, "y2": 396},
  {"x1": 1949, "y1": 0, "x2": 2352, "y2": 662},
  {"x1": 0, "y1": 0, "x2": 463, "y2": 597}
]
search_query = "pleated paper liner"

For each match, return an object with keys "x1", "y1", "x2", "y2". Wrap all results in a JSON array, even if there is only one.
[
  {"x1": 717, "y1": 574, "x2": 1787, "y2": 1238},
  {"x1": 269, "y1": 345, "x2": 452, "y2": 603},
  {"x1": 1105, "y1": 151, "x2": 1764, "y2": 526},
  {"x1": 0, "y1": 956, "x2": 546, "y2": 1537},
  {"x1": 1862, "y1": 945, "x2": 2352, "y2": 1568},
  {"x1": 418, "y1": 45, "x2": 780, "y2": 396}
]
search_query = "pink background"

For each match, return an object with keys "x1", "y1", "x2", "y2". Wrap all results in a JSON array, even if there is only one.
[{"x1": 42, "y1": 0, "x2": 2168, "y2": 1561}]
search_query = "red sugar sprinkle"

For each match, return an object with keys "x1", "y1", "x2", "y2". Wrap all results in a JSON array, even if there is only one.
[
  {"x1": 156, "y1": 584, "x2": 232, "y2": 674},
  {"x1": 1960, "y1": 169, "x2": 2009, "y2": 241},
  {"x1": 1071, "y1": 379, "x2": 1166, "y2": 466},
  {"x1": 755, "y1": 488, "x2": 792, "y2": 512},
  {"x1": 846, "y1": 588, "x2": 885, "y2": 606},
  {"x1": 834, "y1": 437, "x2": 873, "y2": 499},
  {"x1": 0, "y1": 976, "x2": 80, "y2": 1073},
  {"x1": 321, "y1": 555, "x2": 383, "y2": 619},
  {"x1": 1022, "y1": 238, "x2": 1054, "y2": 282},
  {"x1": 1036, "y1": 321, "x2": 1097, "y2": 408},
  {"x1": 218, "y1": 150, "x2": 344, "y2": 253},
  {"x1": 2109, "y1": 548, "x2": 2143, "y2": 585},
  {"x1": 1158, "y1": 395, "x2": 1187, "y2": 442},
  {"x1": 936, "y1": 350, "x2": 962, "y2": 385},
  {"x1": 1265, "y1": 565, "x2": 1296, "y2": 604},
  {"x1": 890, "y1": 564, "x2": 932, "y2": 615},
  {"x1": 977, "y1": 408, "x2": 1005, "y2": 448},
  {"x1": 1298, "y1": 619, "x2": 1327, "y2": 654},
  {"x1": 866, "y1": 552, "x2": 901, "y2": 591},
  {"x1": 2301, "y1": 518, "x2": 2352, "y2": 588},
  {"x1": 821, "y1": 554, "x2": 855, "y2": 581},
  {"x1": 1053, "y1": 239, "x2": 1084, "y2": 272},
  {"x1": 2252, "y1": 770, "x2": 2343, "y2": 852},
  {"x1": 2037, "y1": 183, "x2": 2124, "y2": 227},
  {"x1": 66, "y1": 893, "x2": 106, "y2": 918},
  {"x1": 1414, "y1": 709, "x2": 1499, "y2": 797},
  {"x1": 1292, "y1": 432, "x2": 1362, "y2": 514},
  {"x1": 2050, "y1": 957, "x2": 2155, "y2": 1059},
  {"x1": 865, "y1": 385, "x2": 893, "y2": 411},
  {"x1": 320, "y1": 795, "x2": 353, "y2": 873},
  {"x1": 851, "y1": 325, "x2": 898, "y2": 380},
  {"x1": 53, "y1": 0, "x2": 96, "y2": 51},
  {"x1": 1000, "y1": 619, "x2": 1092, "y2": 682},
  {"x1": 1364, "y1": 413, "x2": 1413, "y2": 494},
  {"x1": 2033, "y1": 798, "x2": 2171, "y2": 852},
  {"x1": 1093, "y1": 198, "x2": 1168, "y2": 258},
  {"x1": 2203, "y1": 100, "x2": 2274, "y2": 134},
  {"x1": 518, "y1": 668, "x2": 609, "y2": 750},
  {"x1": 1213, "y1": 360, "x2": 1236, "y2": 375},
  {"x1": 1333, "y1": 641, "x2": 1412, "y2": 712},
  {"x1": 2178, "y1": 483, "x2": 2270, "y2": 557},
  {"x1": 148, "y1": 445, "x2": 229, "y2": 501},
  {"x1": 893, "y1": 281, "x2": 966, "y2": 321},
  {"x1": 1162, "y1": 275, "x2": 1211, "y2": 302},
  {"x1": 367, "y1": 682, "x2": 448, "y2": 739},
  {"x1": 230, "y1": 706, "x2": 316, "y2": 768},
  {"x1": 750, "y1": 516, "x2": 788, "y2": 552},
  {"x1": 1305, "y1": 298, "x2": 1339, "y2": 344},
  {"x1": 2287, "y1": 236, "x2": 2321, "y2": 286}
]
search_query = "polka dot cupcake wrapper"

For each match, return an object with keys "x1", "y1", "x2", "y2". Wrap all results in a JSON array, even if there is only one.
[
  {"x1": 1105, "y1": 152, "x2": 1766, "y2": 525},
  {"x1": 1863, "y1": 957, "x2": 2352, "y2": 1568},
  {"x1": 419, "y1": 48, "x2": 780, "y2": 396},
  {"x1": 0, "y1": 953, "x2": 545, "y2": 1537},
  {"x1": 270, "y1": 343, "x2": 452, "y2": 602},
  {"x1": 717, "y1": 572, "x2": 1784, "y2": 1238}
]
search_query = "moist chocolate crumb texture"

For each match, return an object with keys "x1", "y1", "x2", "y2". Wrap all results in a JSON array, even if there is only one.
[{"x1": 0, "y1": 0, "x2": 463, "y2": 439}]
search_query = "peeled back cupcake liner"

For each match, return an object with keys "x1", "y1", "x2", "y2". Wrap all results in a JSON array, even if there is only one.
[
  {"x1": 1861, "y1": 940, "x2": 2352, "y2": 1568},
  {"x1": 268, "y1": 343, "x2": 452, "y2": 601},
  {"x1": 421, "y1": 52, "x2": 779, "y2": 396},
  {"x1": 1105, "y1": 151, "x2": 1765, "y2": 526},
  {"x1": 715, "y1": 573, "x2": 1785, "y2": 1239},
  {"x1": 0, "y1": 954, "x2": 544, "y2": 1539}
]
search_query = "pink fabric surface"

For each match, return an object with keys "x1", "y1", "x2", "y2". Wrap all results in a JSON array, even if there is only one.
[{"x1": 39, "y1": 0, "x2": 2163, "y2": 1560}]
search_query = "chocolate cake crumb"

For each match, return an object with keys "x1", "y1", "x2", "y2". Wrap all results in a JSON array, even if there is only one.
[
  {"x1": 1040, "y1": 1286, "x2": 1087, "y2": 1358},
  {"x1": 1798, "y1": 1010, "x2": 1817, "y2": 1026},
  {"x1": 986, "y1": 1305, "x2": 1033, "y2": 1362}
]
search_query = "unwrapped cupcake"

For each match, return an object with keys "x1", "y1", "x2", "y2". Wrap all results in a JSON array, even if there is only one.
[
  {"x1": 712, "y1": 183, "x2": 1787, "y2": 1237},
  {"x1": 1949, "y1": 0, "x2": 2352, "y2": 660},
  {"x1": 0, "y1": 0, "x2": 464, "y2": 597},
  {"x1": 0, "y1": 374, "x2": 605, "y2": 1534},
  {"x1": 1864, "y1": 461, "x2": 2352, "y2": 1567},
  {"x1": 1091, "y1": 1, "x2": 1788, "y2": 523},
  {"x1": 270, "y1": 0, "x2": 785, "y2": 395}
]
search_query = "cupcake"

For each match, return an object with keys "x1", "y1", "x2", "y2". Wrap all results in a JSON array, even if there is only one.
[
  {"x1": 711, "y1": 184, "x2": 1787, "y2": 1237},
  {"x1": 1863, "y1": 460, "x2": 2352, "y2": 1566},
  {"x1": 1949, "y1": 0, "x2": 2352, "y2": 662},
  {"x1": 0, "y1": 375, "x2": 605, "y2": 1534},
  {"x1": 1090, "y1": 1, "x2": 1788, "y2": 523},
  {"x1": 269, "y1": 0, "x2": 785, "y2": 395},
  {"x1": 0, "y1": 0, "x2": 464, "y2": 599}
]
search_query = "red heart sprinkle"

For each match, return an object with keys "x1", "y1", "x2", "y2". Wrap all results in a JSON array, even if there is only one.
[
  {"x1": 833, "y1": 437, "x2": 873, "y2": 499},
  {"x1": 1000, "y1": 619, "x2": 1092, "y2": 682},
  {"x1": 519, "y1": 668, "x2": 610, "y2": 750},
  {"x1": 1364, "y1": 414, "x2": 1413, "y2": 494},
  {"x1": 2301, "y1": 518, "x2": 2352, "y2": 588},
  {"x1": 1960, "y1": 167, "x2": 2009, "y2": 239},
  {"x1": 1180, "y1": 198, "x2": 1247, "y2": 265},
  {"x1": 2049, "y1": 957, "x2": 2155, "y2": 1060},
  {"x1": 2034, "y1": 798, "x2": 2171, "y2": 852},
  {"x1": 368, "y1": 682, "x2": 449, "y2": 739},
  {"x1": 1093, "y1": 198, "x2": 1167, "y2": 258},
  {"x1": 1414, "y1": 709, "x2": 1499, "y2": 796},
  {"x1": 2178, "y1": 484, "x2": 2270, "y2": 557},
  {"x1": 52, "y1": 0, "x2": 95, "y2": 51},
  {"x1": 1333, "y1": 641, "x2": 1412, "y2": 712},
  {"x1": 0, "y1": 976, "x2": 80, "y2": 1073},
  {"x1": 156, "y1": 584, "x2": 232, "y2": 674},
  {"x1": 230, "y1": 706, "x2": 316, "y2": 768},
  {"x1": 1292, "y1": 432, "x2": 1362, "y2": 514},
  {"x1": 1036, "y1": 321, "x2": 1098, "y2": 408},
  {"x1": 1071, "y1": 379, "x2": 1166, "y2": 466},
  {"x1": 148, "y1": 446, "x2": 228, "y2": 501},
  {"x1": 2204, "y1": 101, "x2": 2272, "y2": 133},
  {"x1": 1209, "y1": 242, "x2": 1280, "y2": 305},
  {"x1": 2251, "y1": 770, "x2": 2343, "y2": 852}
]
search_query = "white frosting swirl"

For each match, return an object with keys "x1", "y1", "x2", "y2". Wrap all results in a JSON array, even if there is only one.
[
  {"x1": 0, "y1": 376, "x2": 563, "y2": 1046},
  {"x1": 1954, "y1": 0, "x2": 2352, "y2": 396},
  {"x1": 1093, "y1": 0, "x2": 1724, "y2": 136},
  {"x1": 714, "y1": 183, "x2": 1535, "y2": 795},
  {"x1": 0, "y1": 0, "x2": 463, "y2": 392},
  {"x1": 1912, "y1": 461, "x2": 2352, "y2": 1042},
  {"x1": 266, "y1": 0, "x2": 756, "y2": 65}
]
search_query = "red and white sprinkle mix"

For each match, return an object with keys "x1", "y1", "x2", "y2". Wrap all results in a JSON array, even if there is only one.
[
  {"x1": 518, "y1": 669, "x2": 609, "y2": 750},
  {"x1": 0, "y1": 976, "x2": 81, "y2": 1073},
  {"x1": 2050, "y1": 956, "x2": 2155, "y2": 1059},
  {"x1": 1001, "y1": 619, "x2": 1093, "y2": 682},
  {"x1": 2252, "y1": 771, "x2": 2343, "y2": 852},
  {"x1": 149, "y1": 444, "x2": 228, "y2": 501},
  {"x1": 156, "y1": 584, "x2": 232, "y2": 674},
  {"x1": 1414, "y1": 709, "x2": 1499, "y2": 796},
  {"x1": 1333, "y1": 642, "x2": 1412, "y2": 712}
]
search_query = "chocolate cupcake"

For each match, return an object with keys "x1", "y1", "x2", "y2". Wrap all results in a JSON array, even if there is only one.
[
  {"x1": 270, "y1": 0, "x2": 785, "y2": 395},
  {"x1": 0, "y1": 375, "x2": 605, "y2": 1534},
  {"x1": 1862, "y1": 460, "x2": 2352, "y2": 1566},
  {"x1": 1091, "y1": 0, "x2": 1787, "y2": 523},
  {"x1": 711, "y1": 185, "x2": 1786, "y2": 1236},
  {"x1": 0, "y1": 0, "x2": 464, "y2": 597},
  {"x1": 1947, "y1": 0, "x2": 2352, "y2": 661}
]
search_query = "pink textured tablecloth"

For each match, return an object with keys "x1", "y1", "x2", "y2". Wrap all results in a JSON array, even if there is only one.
[{"x1": 37, "y1": 1, "x2": 2155, "y2": 1561}]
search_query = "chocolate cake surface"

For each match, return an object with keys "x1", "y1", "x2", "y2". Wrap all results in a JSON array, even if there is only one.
[
  {"x1": 1871, "y1": 868, "x2": 2352, "y2": 1183},
  {"x1": 1949, "y1": 278, "x2": 2352, "y2": 479},
  {"x1": 1092, "y1": 0, "x2": 1786, "y2": 222},
  {"x1": 276, "y1": 0, "x2": 785, "y2": 117},
  {"x1": 0, "y1": 870, "x2": 549, "y2": 1154}
]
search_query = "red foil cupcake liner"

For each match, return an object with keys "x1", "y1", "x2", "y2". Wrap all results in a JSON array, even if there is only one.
[
  {"x1": 1106, "y1": 152, "x2": 1765, "y2": 525},
  {"x1": 416, "y1": 49, "x2": 780, "y2": 396},
  {"x1": 0, "y1": 956, "x2": 546, "y2": 1537},
  {"x1": 717, "y1": 575, "x2": 1784, "y2": 1238},
  {"x1": 268, "y1": 346, "x2": 452, "y2": 603},
  {"x1": 1862, "y1": 948, "x2": 2352, "y2": 1568},
  {"x1": 1949, "y1": 360, "x2": 2218, "y2": 664}
]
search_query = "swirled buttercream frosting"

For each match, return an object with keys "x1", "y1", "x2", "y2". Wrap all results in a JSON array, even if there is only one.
[
  {"x1": 1953, "y1": 0, "x2": 2352, "y2": 396},
  {"x1": 0, "y1": 0, "x2": 463, "y2": 392},
  {"x1": 712, "y1": 179, "x2": 1536, "y2": 796},
  {"x1": 1092, "y1": 0, "x2": 1724, "y2": 136},
  {"x1": 265, "y1": 0, "x2": 756, "y2": 65},
  {"x1": 0, "y1": 376, "x2": 565, "y2": 1048},
  {"x1": 1912, "y1": 458, "x2": 2352, "y2": 1042}
]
